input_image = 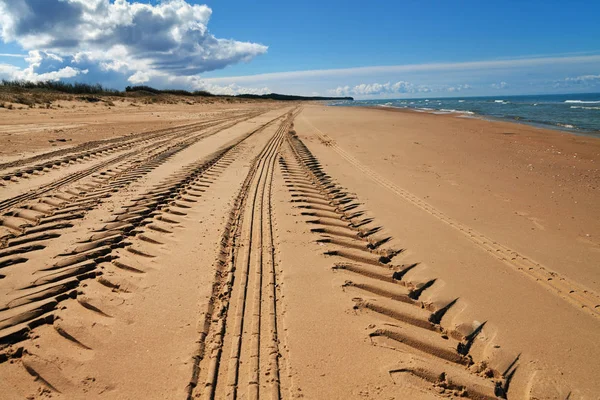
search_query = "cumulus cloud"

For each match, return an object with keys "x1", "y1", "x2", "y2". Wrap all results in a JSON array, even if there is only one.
[
  {"x1": 0, "y1": 50, "x2": 88, "y2": 81},
  {"x1": 172, "y1": 77, "x2": 270, "y2": 96},
  {"x1": 330, "y1": 81, "x2": 426, "y2": 96},
  {"x1": 491, "y1": 81, "x2": 508, "y2": 89},
  {"x1": 128, "y1": 70, "x2": 151, "y2": 84},
  {"x1": 197, "y1": 82, "x2": 270, "y2": 96},
  {"x1": 119, "y1": 73, "x2": 271, "y2": 95},
  {"x1": 329, "y1": 81, "x2": 471, "y2": 97},
  {"x1": 0, "y1": 0, "x2": 267, "y2": 85}
]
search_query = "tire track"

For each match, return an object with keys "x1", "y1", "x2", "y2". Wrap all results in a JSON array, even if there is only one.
[
  {"x1": 188, "y1": 110, "x2": 298, "y2": 400},
  {"x1": 278, "y1": 129, "x2": 525, "y2": 399},
  {"x1": 0, "y1": 111, "x2": 260, "y2": 207},
  {"x1": 0, "y1": 111, "x2": 268, "y2": 257},
  {"x1": 0, "y1": 117, "x2": 219, "y2": 182},
  {"x1": 0, "y1": 110, "x2": 255, "y2": 174},
  {"x1": 0, "y1": 112, "x2": 285, "y2": 350},
  {"x1": 301, "y1": 116, "x2": 600, "y2": 317}
]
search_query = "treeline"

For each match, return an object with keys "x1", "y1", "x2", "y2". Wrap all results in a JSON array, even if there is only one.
[
  {"x1": 124, "y1": 85, "x2": 213, "y2": 97},
  {"x1": 0, "y1": 80, "x2": 212, "y2": 97},
  {"x1": 0, "y1": 80, "x2": 354, "y2": 101},
  {"x1": 237, "y1": 93, "x2": 354, "y2": 101},
  {"x1": 1, "y1": 79, "x2": 121, "y2": 95}
]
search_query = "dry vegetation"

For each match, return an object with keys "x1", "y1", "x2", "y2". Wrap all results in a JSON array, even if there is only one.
[{"x1": 0, "y1": 80, "x2": 263, "y2": 110}]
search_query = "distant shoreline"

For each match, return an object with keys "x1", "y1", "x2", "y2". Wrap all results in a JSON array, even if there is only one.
[
  {"x1": 357, "y1": 104, "x2": 600, "y2": 139},
  {"x1": 332, "y1": 93, "x2": 600, "y2": 138}
]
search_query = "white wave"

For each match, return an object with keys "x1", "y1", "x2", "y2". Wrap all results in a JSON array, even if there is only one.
[
  {"x1": 458, "y1": 100, "x2": 465, "y2": 102},
  {"x1": 439, "y1": 108, "x2": 475, "y2": 115},
  {"x1": 564, "y1": 100, "x2": 600, "y2": 104},
  {"x1": 570, "y1": 106, "x2": 600, "y2": 110},
  {"x1": 494, "y1": 100, "x2": 509, "y2": 104},
  {"x1": 557, "y1": 123, "x2": 575, "y2": 129}
]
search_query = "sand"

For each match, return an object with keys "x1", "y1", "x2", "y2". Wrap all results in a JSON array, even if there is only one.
[{"x1": 0, "y1": 102, "x2": 598, "y2": 399}]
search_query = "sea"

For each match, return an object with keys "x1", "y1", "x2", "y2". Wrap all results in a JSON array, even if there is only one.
[{"x1": 330, "y1": 93, "x2": 600, "y2": 137}]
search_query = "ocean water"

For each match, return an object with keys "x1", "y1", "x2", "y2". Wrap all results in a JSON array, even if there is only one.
[{"x1": 330, "y1": 93, "x2": 600, "y2": 137}]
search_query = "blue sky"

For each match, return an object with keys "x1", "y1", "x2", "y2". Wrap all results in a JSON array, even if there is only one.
[{"x1": 1, "y1": 0, "x2": 599, "y2": 98}]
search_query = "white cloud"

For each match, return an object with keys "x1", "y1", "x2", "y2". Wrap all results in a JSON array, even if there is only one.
[
  {"x1": 117, "y1": 72, "x2": 270, "y2": 95},
  {"x1": 0, "y1": 50, "x2": 87, "y2": 81},
  {"x1": 187, "y1": 79, "x2": 270, "y2": 96},
  {"x1": 0, "y1": 0, "x2": 267, "y2": 82},
  {"x1": 0, "y1": 53, "x2": 26, "y2": 58},
  {"x1": 330, "y1": 81, "x2": 471, "y2": 97},
  {"x1": 120, "y1": 72, "x2": 270, "y2": 95},
  {"x1": 128, "y1": 70, "x2": 151, "y2": 84},
  {"x1": 491, "y1": 81, "x2": 509, "y2": 89},
  {"x1": 202, "y1": 83, "x2": 270, "y2": 96},
  {"x1": 330, "y1": 81, "x2": 423, "y2": 96},
  {"x1": 0, "y1": 63, "x2": 21, "y2": 76},
  {"x1": 565, "y1": 74, "x2": 600, "y2": 83},
  {"x1": 28, "y1": 66, "x2": 86, "y2": 81},
  {"x1": 446, "y1": 84, "x2": 471, "y2": 92},
  {"x1": 551, "y1": 73, "x2": 600, "y2": 90}
]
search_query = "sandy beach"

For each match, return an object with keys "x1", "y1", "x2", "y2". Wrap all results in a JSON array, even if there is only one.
[{"x1": 1, "y1": 101, "x2": 599, "y2": 399}]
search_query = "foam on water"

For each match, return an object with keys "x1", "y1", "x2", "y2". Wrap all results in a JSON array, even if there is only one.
[{"x1": 557, "y1": 123, "x2": 575, "y2": 129}]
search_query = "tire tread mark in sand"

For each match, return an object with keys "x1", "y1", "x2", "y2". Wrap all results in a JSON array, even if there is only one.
[
  {"x1": 0, "y1": 112, "x2": 268, "y2": 263},
  {"x1": 0, "y1": 118, "x2": 222, "y2": 186},
  {"x1": 0, "y1": 150, "x2": 230, "y2": 347},
  {"x1": 0, "y1": 149, "x2": 239, "y2": 340},
  {"x1": 0, "y1": 113, "x2": 284, "y2": 350},
  {"x1": 187, "y1": 110, "x2": 298, "y2": 400},
  {"x1": 279, "y1": 130, "x2": 522, "y2": 399},
  {"x1": 0, "y1": 111, "x2": 255, "y2": 174},
  {"x1": 0, "y1": 112, "x2": 261, "y2": 212},
  {"x1": 302, "y1": 116, "x2": 600, "y2": 317}
]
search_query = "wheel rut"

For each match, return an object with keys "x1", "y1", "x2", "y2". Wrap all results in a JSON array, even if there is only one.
[
  {"x1": 0, "y1": 111, "x2": 284, "y2": 350},
  {"x1": 277, "y1": 129, "x2": 529, "y2": 399},
  {"x1": 0, "y1": 111, "x2": 272, "y2": 263},
  {"x1": 0, "y1": 110, "x2": 257, "y2": 175},
  {"x1": 0, "y1": 111, "x2": 261, "y2": 212},
  {"x1": 188, "y1": 110, "x2": 298, "y2": 400}
]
